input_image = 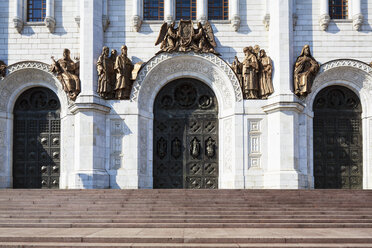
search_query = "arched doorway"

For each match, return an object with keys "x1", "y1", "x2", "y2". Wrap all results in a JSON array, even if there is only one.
[
  {"x1": 313, "y1": 86, "x2": 362, "y2": 189},
  {"x1": 13, "y1": 87, "x2": 61, "y2": 189},
  {"x1": 153, "y1": 78, "x2": 218, "y2": 189}
]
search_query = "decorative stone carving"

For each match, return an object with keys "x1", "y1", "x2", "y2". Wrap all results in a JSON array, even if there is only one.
[
  {"x1": 75, "y1": 16, "x2": 80, "y2": 28},
  {"x1": 353, "y1": 14, "x2": 363, "y2": 31},
  {"x1": 205, "y1": 137, "x2": 215, "y2": 158},
  {"x1": 132, "y1": 15, "x2": 142, "y2": 32},
  {"x1": 155, "y1": 20, "x2": 219, "y2": 55},
  {"x1": 131, "y1": 52, "x2": 242, "y2": 110},
  {"x1": 114, "y1": 45, "x2": 134, "y2": 99},
  {"x1": 50, "y1": 48, "x2": 81, "y2": 101},
  {"x1": 293, "y1": 13, "x2": 298, "y2": 30},
  {"x1": 232, "y1": 46, "x2": 273, "y2": 99},
  {"x1": 13, "y1": 17, "x2": 24, "y2": 33},
  {"x1": 293, "y1": 45, "x2": 320, "y2": 97},
  {"x1": 231, "y1": 15, "x2": 241, "y2": 32},
  {"x1": 319, "y1": 14, "x2": 330, "y2": 31},
  {"x1": 0, "y1": 60, "x2": 6, "y2": 78},
  {"x1": 45, "y1": 16, "x2": 56, "y2": 33}
]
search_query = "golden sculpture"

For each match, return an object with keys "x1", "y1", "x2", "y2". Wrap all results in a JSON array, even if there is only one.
[
  {"x1": 97, "y1": 46, "x2": 116, "y2": 99},
  {"x1": 50, "y1": 49, "x2": 81, "y2": 101},
  {"x1": 114, "y1": 45, "x2": 134, "y2": 99},
  {"x1": 293, "y1": 45, "x2": 319, "y2": 97},
  {"x1": 155, "y1": 20, "x2": 219, "y2": 55},
  {"x1": 0, "y1": 60, "x2": 6, "y2": 78},
  {"x1": 96, "y1": 45, "x2": 142, "y2": 100},
  {"x1": 258, "y1": 49, "x2": 274, "y2": 99},
  {"x1": 232, "y1": 46, "x2": 274, "y2": 100}
]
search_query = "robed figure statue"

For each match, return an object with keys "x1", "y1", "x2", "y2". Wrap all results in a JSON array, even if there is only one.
[
  {"x1": 114, "y1": 45, "x2": 134, "y2": 99},
  {"x1": 50, "y1": 48, "x2": 81, "y2": 101},
  {"x1": 242, "y1": 46, "x2": 259, "y2": 99},
  {"x1": 293, "y1": 45, "x2": 319, "y2": 97},
  {"x1": 258, "y1": 49, "x2": 274, "y2": 99},
  {"x1": 97, "y1": 46, "x2": 116, "y2": 99}
]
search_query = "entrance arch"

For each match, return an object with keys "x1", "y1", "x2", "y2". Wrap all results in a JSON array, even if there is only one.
[
  {"x1": 13, "y1": 87, "x2": 61, "y2": 188},
  {"x1": 313, "y1": 86, "x2": 362, "y2": 189},
  {"x1": 131, "y1": 52, "x2": 245, "y2": 189},
  {"x1": 153, "y1": 78, "x2": 218, "y2": 189}
]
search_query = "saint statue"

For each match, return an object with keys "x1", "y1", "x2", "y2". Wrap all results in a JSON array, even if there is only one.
[
  {"x1": 50, "y1": 48, "x2": 81, "y2": 101},
  {"x1": 205, "y1": 137, "x2": 215, "y2": 158},
  {"x1": 293, "y1": 45, "x2": 319, "y2": 97},
  {"x1": 190, "y1": 137, "x2": 200, "y2": 158},
  {"x1": 242, "y1": 46, "x2": 259, "y2": 99},
  {"x1": 97, "y1": 46, "x2": 116, "y2": 99},
  {"x1": 114, "y1": 45, "x2": 134, "y2": 99},
  {"x1": 258, "y1": 49, "x2": 274, "y2": 99}
]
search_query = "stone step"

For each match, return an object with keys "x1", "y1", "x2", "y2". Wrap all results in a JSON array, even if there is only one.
[
  {"x1": 3, "y1": 223, "x2": 372, "y2": 228},
  {"x1": 1, "y1": 243, "x2": 372, "y2": 248}
]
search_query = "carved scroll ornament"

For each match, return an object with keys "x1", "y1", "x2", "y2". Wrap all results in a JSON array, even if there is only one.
[
  {"x1": 97, "y1": 45, "x2": 142, "y2": 100},
  {"x1": 50, "y1": 49, "x2": 81, "y2": 101},
  {"x1": 155, "y1": 20, "x2": 219, "y2": 55},
  {"x1": 0, "y1": 60, "x2": 6, "y2": 78},
  {"x1": 232, "y1": 45, "x2": 274, "y2": 99},
  {"x1": 293, "y1": 45, "x2": 320, "y2": 97}
]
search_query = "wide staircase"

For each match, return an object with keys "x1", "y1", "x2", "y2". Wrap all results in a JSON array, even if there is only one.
[{"x1": 0, "y1": 189, "x2": 372, "y2": 247}]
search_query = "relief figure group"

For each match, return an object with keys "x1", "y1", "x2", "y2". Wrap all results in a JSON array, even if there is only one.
[{"x1": 232, "y1": 45, "x2": 274, "y2": 99}]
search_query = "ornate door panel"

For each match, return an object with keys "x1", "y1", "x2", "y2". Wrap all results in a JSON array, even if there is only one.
[
  {"x1": 13, "y1": 87, "x2": 61, "y2": 189},
  {"x1": 313, "y1": 86, "x2": 362, "y2": 189},
  {"x1": 154, "y1": 78, "x2": 218, "y2": 189}
]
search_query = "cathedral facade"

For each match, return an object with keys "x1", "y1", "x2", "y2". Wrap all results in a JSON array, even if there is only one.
[{"x1": 0, "y1": 0, "x2": 371, "y2": 189}]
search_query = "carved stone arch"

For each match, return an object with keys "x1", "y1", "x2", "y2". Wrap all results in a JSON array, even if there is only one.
[
  {"x1": 131, "y1": 53, "x2": 244, "y2": 189},
  {"x1": 305, "y1": 59, "x2": 372, "y2": 189},
  {"x1": 0, "y1": 61, "x2": 68, "y2": 188},
  {"x1": 0, "y1": 61, "x2": 69, "y2": 116},
  {"x1": 307, "y1": 59, "x2": 372, "y2": 117},
  {"x1": 131, "y1": 52, "x2": 243, "y2": 115}
]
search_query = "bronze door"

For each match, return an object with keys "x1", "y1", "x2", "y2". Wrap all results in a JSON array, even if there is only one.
[
  {"x1": 153, "y1": 78, "x2": 218, "y2": 189},
  {"x1": 313, "y1": 86, "x2": 362, "y2": 189},
  {"x1": 13, "y1": 87, "x2": 61, "y2": 189}
]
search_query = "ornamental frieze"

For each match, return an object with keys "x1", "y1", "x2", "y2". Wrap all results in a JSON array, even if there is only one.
[{"x1": 155, "y1": 20, "x2": 219, "y2": 55}]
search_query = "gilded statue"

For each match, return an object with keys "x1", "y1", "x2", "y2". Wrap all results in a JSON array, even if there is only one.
[
  {"x1": 155, "y1": 20, "x2": 219, "y2": 55},
  {"x1": 293, "y1": 45, "x2": 319, "y2": 97},
  {"x1": 0, "y1": 60, "x2": 6, "y2": 78},
  {"x1": 232, "y1": 46, "x2": 274, "y2": 100},
  {"x1": 50, "y1": 48, "x2": 81, "y2": 101},
  {"x1": 97, "y1": 46, "x2": 116, "y2": 99},
  {"x1": 242, "y1": 46, "x2": 259, "y2": 99},
  {"x1": 258, "y1": 49, "x2": 274, "y2": 99},
  {"x1": 114, "y1": 45, "x2": 134, "y2": 99},
  {"x1": 96, "y1": 45, "x2": 142, "y2": 100}
]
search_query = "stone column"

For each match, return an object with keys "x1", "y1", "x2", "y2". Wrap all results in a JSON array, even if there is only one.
[
  {"x1": 264, "y1": 0, "x2": 306, "y2": 189},
  {"x1": 352, "y1": 0, "x2": 363, "y2": 31},
  {"x1": 164, "y1": 0, "x2": 174, "y2": 24},
  {"x1": 263, "y1": 0, "x2": 270, "y2": 31},
  {"x1": 230, "y1": 0, "x2": 240, "y2": 31},
  {"x1": 197, "y1": 0, "x2": 207, "y2": 24},
  {"x1": 319, "y1": 0, "x2": 330, "y2": 31},
  {"x1": 45, "y1": 0, "x2": 56, "y2": 33},
  {"x1": 68, "y1": 0, "x2": 110, "y2": 189},
  {"x1": 132, "y1": 0, "x2": 142, "y2": 31},
  {"x1": 13, "y1": 0, "x2": 23, "y2": 33}
]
